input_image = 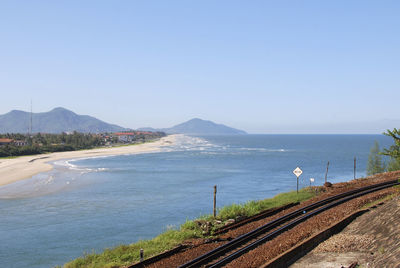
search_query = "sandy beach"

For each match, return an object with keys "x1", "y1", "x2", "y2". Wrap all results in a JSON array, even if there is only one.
[{"x1": 0, "y1": 134, "x2": 178, "y2": 187}]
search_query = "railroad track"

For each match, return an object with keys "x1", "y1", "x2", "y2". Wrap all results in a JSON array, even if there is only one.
[{"x1": 179, "y1": 179, "x2": 400, "y2": 268}]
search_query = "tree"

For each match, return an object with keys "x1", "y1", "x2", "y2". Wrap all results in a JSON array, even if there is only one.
[
  {"x1": 386, "y1": 157, "x2": 400, "y2": 172},
  {"x1": 367, "y1": 141, "x2": 385, "y2": 175},
  {"x1": 381, "y1": 128, "x2": 400, "y2": 172}
]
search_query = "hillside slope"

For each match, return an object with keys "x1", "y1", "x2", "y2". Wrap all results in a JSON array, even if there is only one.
[{"x1": 0, "y1": 107, "x2": 127, "y2": 133}]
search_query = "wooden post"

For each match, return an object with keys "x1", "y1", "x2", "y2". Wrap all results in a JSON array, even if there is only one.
[
  {"x1": 140, "y1": 248, "x2": 144, "y2": 262},
  {"x1": 354, "y1": 157, "x2": 356, "y2": 180},
  {"x1": 325, "y1": 161, "x2": 329, "y2": 184},
  {"x1": 213, "y1": 185, "x2": 217, "y2": 218}
]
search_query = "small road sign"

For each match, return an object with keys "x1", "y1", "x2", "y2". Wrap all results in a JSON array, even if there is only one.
[
  {"x1": 293, "y1": 167, "x2": 303, "y2": 193},
  {"x1": 293, "y1": 167, "x2": 303, "y2": 177}
]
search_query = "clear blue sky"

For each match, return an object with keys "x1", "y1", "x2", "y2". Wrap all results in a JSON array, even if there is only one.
[{"x1": 0, "y1": 1, "x2": 399, "y2": 133}]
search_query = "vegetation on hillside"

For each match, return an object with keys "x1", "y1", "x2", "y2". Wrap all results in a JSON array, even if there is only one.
[
  {"x1": 382, "y1": 128, "x2": 400, "y2": 171},
  {"x1": 367, "y1": 128, "x2": 400, "y2": 175},
  {"x1": 0, "y1": 107, "x2": 127, "y2": 133},
  {"x1": 63, "y1": 188, "x2": 317, "y2": 268},
  {"x1": 0, "y1": 131, "x2": 165, "y2": 157}
]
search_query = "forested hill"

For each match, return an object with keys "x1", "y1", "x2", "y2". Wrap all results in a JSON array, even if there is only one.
[{"x1": 0, "y1": 107, "x2": 127, "y2": 134}]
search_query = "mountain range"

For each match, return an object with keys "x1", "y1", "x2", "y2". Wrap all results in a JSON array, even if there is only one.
[
  {"x1": 0, "y1": 107, "x2": 247, "y2": 135},
  {"x1": 0, "y1": 107, "x2": 126, "y2": 134},
  {"x1": 139, "y1": 118, "x2": 247, "y2": 135}
]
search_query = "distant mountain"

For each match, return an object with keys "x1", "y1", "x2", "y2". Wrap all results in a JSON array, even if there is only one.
[
  {"x1": 136, "y1": 127, "x2": 160, "y2": 132},
  {"x1": 0, "y1": 107, "x2": 127, "y2": 134},
  {"x1": 139, "y1": 118, "x2": 247, "y2": 135}
]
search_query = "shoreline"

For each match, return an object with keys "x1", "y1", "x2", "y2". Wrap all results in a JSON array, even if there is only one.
[{"x1": 0, "y1": 134, "x2": 178, "y2": 187}]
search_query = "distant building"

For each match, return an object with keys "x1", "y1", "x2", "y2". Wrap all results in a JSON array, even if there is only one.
[
  {"x1": 0, "y1": 138, "x2": 28, "y2": 146},
  {"x1": 0, "y1": 138, "x2": 14, "y2": 146},
  {"x1": 114, "y1": 132, "x2": 136, "y2": 143},
  {"x1": 14, "y1": 140, "x2": 28, "y2": 146}
]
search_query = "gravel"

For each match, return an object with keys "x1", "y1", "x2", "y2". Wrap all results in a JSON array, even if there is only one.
[{"x1": 142, "y1": 171, "x2": 400, "y2": 268}]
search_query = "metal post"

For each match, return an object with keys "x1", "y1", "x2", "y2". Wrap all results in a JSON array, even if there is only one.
[
  {"x1": 354, "y1": 157, "x2": 356, "y2": 180},
  {"x1": 213, "y1": 185, "x2": 217, "y2": 218},
  {"x1": 140, "y1": 248, "x2": 144, "y2": 262},
  {"x1": 293, "y1": 167, "x2": 303, "y2": 194},
  {"x1": 325, "y1": 161, "x2": 330, "y2": 184}
]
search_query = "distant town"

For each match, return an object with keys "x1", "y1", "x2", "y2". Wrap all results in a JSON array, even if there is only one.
[{"x1": 0, "y1": 131, "x2": 166, "y2": 157}]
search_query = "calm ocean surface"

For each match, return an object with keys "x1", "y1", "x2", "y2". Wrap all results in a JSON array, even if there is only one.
[{"x1": 0, "y1": 134, "x2": 393, "y2": 267}]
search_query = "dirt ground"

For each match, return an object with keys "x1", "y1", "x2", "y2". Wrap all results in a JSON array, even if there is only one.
[
  {"x1": 290, "y1": 194, "x2": 400, "y2": 268},
  {"x1": 141, "y1": 172, "x2": 400, "y2": 268}
]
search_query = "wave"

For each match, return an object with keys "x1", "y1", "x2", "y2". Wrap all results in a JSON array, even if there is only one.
[
  {"x1": 161, "y1": 135, "x2": 223, "y2": 152},
  {"x1": 240, "y1": 147, "x2": 289, "y2": 152},
  {"x1": 0, "y1": 171, "x2": 78, "y2": 199},
  {"x1": 162, "y1": 135, "x2": 291, "y2": 156},
  {"x1": 53, "y1": 159, "x2": 109, "y2": 173}
]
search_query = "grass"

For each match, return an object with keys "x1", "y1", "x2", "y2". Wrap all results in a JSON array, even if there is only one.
[
  {"x1": 63, "y1": 227, "x2": 200, "y2": 268},
  {"x1": 214, "y1": 189, "x2": 316, "y2": 221},
  {"x1": 361, "y1": 194, "x2": 395, "y2": 209},
  {"x1": 361, "y1": 184, "x2": 400, "y2": 209},
  {"x1": 63, "y1": 188, "x2": 317, "y2": 268}
]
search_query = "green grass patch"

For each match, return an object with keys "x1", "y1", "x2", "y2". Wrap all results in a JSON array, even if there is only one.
[
  {"x1": 214, "y1": 188, "x2": 316, "y2": 221},
  {"x1": 63, "y1": 224, "x2": 202, "y2": 268},
  {"x1": 361, "y1": 184, "x2": 400, "y2": 209},
  {"x1": 0, "y1": 155, "x2": 21, "y2": 159},
  {"x1": 63, "y1": 188, "x2": 317, "y2": 268}
]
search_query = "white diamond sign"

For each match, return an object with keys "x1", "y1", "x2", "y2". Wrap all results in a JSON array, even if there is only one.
[{"x1": 293, "y1": 167, "x2": 303, "y2": 178}]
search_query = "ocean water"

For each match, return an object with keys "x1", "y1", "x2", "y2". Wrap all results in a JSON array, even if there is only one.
[{"x1": 0, "y1": 134, "x2": 393, "y2": 267}]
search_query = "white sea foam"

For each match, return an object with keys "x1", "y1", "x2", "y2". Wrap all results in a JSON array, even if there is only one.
[
  {"x1": 0, "y1": 171, "x2": 73, "y2": 199},
  {"x1": 240, "y1": 147, "x2": 289, "y2": 152},
  {"x1": 162, "y1": 135, "x2": 224, "y2": 152},
  {"x1": 162, "y1": 135, "x2": 290, "y2": 155},
  {"x1": 53, "y1": 159, "x2": 109, "y2": 173},
  {"x1": 44, "y1": 175, "x2": 54, "y2": 185}
]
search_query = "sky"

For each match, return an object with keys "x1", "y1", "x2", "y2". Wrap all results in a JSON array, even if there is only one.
[{"x1": 0, "y1": 1, "x2": 399, "y2": 134}]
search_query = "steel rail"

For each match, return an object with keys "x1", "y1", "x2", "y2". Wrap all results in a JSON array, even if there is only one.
[
  {"x1": 209, "y1": 181, "x2": 400, "y2": 267},
  {"x1": 179, "y1": 179, "x2": 399, "y2": 268}
]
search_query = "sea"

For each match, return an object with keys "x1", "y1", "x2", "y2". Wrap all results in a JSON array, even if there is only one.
[{"x1": 0, "y1": 134, "x2": 393, "y2": 267}]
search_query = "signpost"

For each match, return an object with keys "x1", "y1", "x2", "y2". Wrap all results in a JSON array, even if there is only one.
[
  {"x1": 293, "y1": 167, "x2": 303, "y2": 193},
  {"x1": 310, "y1": 177, "x2": 314, "y2": 187}
]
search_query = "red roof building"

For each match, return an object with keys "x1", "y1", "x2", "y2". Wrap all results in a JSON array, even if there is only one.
[{"x1": 0, "y1": 138, "x2": 14, "y2": 145}]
